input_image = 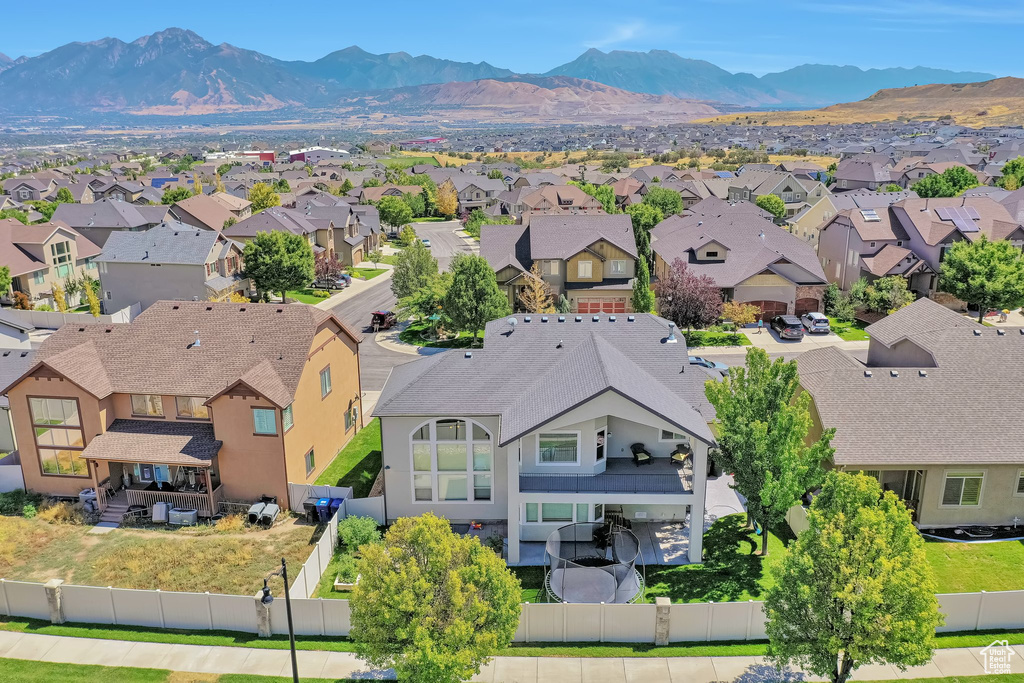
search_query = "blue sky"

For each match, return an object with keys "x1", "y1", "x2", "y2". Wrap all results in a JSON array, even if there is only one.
[{"x1": 2, "y1": 0, "x2": 1015, "y2": 77}]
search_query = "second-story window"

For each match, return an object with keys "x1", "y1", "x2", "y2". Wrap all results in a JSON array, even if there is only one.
[
  {"x1": 131, "y1": 394, "x2": 164, "y2": 417},
  {"x1": 610, "y1": 260, "x2": 627, "y2": 275},
  {"x1": 282, "y1": 404, "x2": 294, "y2": 432},
  {"x1": 577, "y1": 261, "x2": 593, "y2": 278},
  {"x1": 50, "y1": 242, "x2": 72, "y2": 279},
  {"x1": 411, "y1": 418, "x2": 492, "y2": 503},
  {"x1": 320, "y1": 366, "x2": 332, "y2": 398},
  {"x1": 175, "y1": 396, "x2": 209, "y2": 420},
  {"x1": 253, "y1": 408, "x2": 277, "y2": 435},
  {"x1": 30, "y1": 397, "x2": 87, "y2": 477}
]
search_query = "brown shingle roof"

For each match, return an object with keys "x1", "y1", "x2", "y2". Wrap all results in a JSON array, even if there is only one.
[{"x1": 82, "y1": 419, "x2": 221, "y2": 466}]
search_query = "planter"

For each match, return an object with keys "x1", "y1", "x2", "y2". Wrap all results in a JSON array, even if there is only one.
[{"x1": 334, "y1": 573, "x2": 361, "y2": 591}]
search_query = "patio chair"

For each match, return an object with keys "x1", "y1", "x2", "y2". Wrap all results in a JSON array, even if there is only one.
[
  {"x1": 630, "y1": 443, "x2": 653, "y2": 467},
  {"x1": 670, "y1": 444, "x2": 693, "y2": 474}
]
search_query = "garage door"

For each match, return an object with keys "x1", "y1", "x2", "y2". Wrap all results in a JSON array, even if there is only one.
[
  {"x1": 576, "y1": 298, "x2": 627, "y2": 314},
  {"x1": 746, "y1": 300, "x2": 787, "y2": 318},
  {"x1": 794, "y1": 298, "x2": 820, "y2": 316}
]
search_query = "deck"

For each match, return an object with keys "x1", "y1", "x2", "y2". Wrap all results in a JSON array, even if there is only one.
[{"x1": 519, "y1": 458, "x2": 693, "y2": 494}]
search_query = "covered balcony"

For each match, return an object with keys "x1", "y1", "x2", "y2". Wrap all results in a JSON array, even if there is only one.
[{"x1": 519, "y1": 457, "x2": 694, "y2": 494}]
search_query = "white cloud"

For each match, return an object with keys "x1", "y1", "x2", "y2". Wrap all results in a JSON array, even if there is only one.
[{"x1": 584, "y1": 21, "x2": 651, "y2": 49}]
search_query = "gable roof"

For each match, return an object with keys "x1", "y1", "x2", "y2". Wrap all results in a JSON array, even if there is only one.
[
  {"x1": 5, "y1": 301, "x2": 359, "y2": 408},
  {"x1": 375, "y1": 313, "x2": 716, "y2": 446},
  {"x1": 0, "y1": 219, "x2": 101, "y2": 277},
  {"x1": 94, "y1": 222, "x2": 239, "y2": 266},
  {"x1": 52, "y1": 198, "x2": 169, "y2": 230},
  {"x1": 891, "y1": 197, "x2": 1022, "y2": 246},
  {"x1": 223, "y1": 207, "x2": 324, "y2": 239},
  {"x1": 527, "y1": 214, "x2": 637, "y2": 260},
  {"x1": 170, "y1": 193, "x2": 236, "y2": 231}
]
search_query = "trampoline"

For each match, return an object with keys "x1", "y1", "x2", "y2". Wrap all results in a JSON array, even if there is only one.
[{"x1": 545, "y1": 522, "x2": 644, "y2": 604}]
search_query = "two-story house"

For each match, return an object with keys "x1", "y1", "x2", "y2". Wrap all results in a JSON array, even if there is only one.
[
  {"x1": 0, "y1": 301, "x2": 363, "y2": 520},
  {"x1": 223, "y1": 207, "x2": 335, "y2": 258},
  {"x1": 441, "y1": 177, "x2": 506, "y2": 213},
  {"x1": 481, "y1": 214, "x2": 637, "y2": 314},
  {"x1": 798, "y1": 299, "x2": 1024, "y2": 529},
  {"x1": 169, "y1": 194, "x2": 238, "y2": 232},
  {"x1": 0, "y1": 219, "x2": 101, "y2": 308},
  {"x1": 91, "y1": 180, "x2": 146, "y2": 204},
  {"x1": 52, "y1": 199, "x2": 170, "y2": 247},
  {"x1": 375, "y1": 313, "x2": 718, "y2": 565},
  {"x1": 209, "y1": 191, "x2": 253, "y2": 220},
  {"x1": 94, "y1": 222, "x2": 249, "y2": 312},
  {"x1": 3, "y1": 178, "x2": 56, "y2": 202},
  {"x1": 651, "y1": 198, "x2": 828, "y2": 319},
  {"x1": 726, "y1": 170, "x2": 830, "y2": 220},
  {"x1": 491, "y1": 185, "x2": 605, "y2": 219}
]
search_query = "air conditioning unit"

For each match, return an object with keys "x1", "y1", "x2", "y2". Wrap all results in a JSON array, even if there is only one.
[{"x1": 168, "y1": 508, "x2": 198, "y2": 526}]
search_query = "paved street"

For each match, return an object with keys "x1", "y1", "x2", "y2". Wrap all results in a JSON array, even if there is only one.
[{"x1": 412, "y1": 219, "x2": 478, "y2": 269}]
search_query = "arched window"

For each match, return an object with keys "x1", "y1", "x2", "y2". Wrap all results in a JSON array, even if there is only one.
[{"x1": 410, "y1": 418, "x2": 492, "y2": 503}]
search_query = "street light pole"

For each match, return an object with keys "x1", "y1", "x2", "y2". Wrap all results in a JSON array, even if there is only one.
[{"x1": 262, "y1": 558, "x2": 299, "y2": 683}]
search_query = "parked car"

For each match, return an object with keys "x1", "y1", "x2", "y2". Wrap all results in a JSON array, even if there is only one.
[
  {"x1": 422, "y1": 238, "x2": 432, "y2": 247},
  {"x1": 770, "y1": 315, "x2": 805, "y2": 340},
  {"x1": 688, "y1": 356, "x2": 729, "y2": 374},
  {"x1": 314, "y1": 273, "x2": 351, "y2": 290},
  {"x1": 801, "y1": 311, "x2": 831, "y2": 334},
  {"x1": 371, "y1": 310, "x2": 397, "y2": 331}
]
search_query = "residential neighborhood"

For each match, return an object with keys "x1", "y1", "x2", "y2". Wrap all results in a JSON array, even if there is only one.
[{"x1": 0, "y1": 7, "x2": 1023, "y2": 683}]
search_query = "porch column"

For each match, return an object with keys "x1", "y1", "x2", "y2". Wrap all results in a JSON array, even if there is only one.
[
  {"x1": 205, "y1": 468, "x2": 216, "y2": 517},
  {"x1": 687, "y1": 505, "x2": 703, "y2": 563},
  {"x1": 90, "y1": 461, "x2": 106, "y2": 513}
]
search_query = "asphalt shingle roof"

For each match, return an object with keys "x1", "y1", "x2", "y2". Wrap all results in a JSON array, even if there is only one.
[
  {"x1": 95, "y1": 222, "x2": 233, "y2": 265},
  {"x1": 82, "y1": 419, "x2": 221, "y2": 466}
]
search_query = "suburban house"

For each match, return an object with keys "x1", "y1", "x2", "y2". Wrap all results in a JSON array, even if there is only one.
[
  {"x1": 52, "y1": 199, "x2": 169, "y2": 247},
  {"x1": 3, "y1": 178, "x2": 56, "y2": 202},
  {"x1": 223, "y1": 207, "x2": 335, "y2": 258},
  {"x1": 0, "y1": 348, "x2": 35, "y2": 454},
  {"x1": 91, "y1": 180, "x2": 146, "y2": 204},
  {"x1": 481, "y1": 214, "x2": 638, "y2": 314},
  {"x1": 209, "y1": 191, "x2": 252, "y2": 219},
  {"x1": 0, "y1": 301, "x2": 364, "y2": 517},
  {"x1": 817, "y1": 196, "x2": 1024, "y2": 296},
  {"x1": 790, "y1": 189, "x2": 917, "y2": 247},
  {"x1": 490, "y1": 185, "x2": 605, "y2": 219},
  {"x1": 726, "y1": 170, "x2": 831, "y2": 220},
  {"x1": 833, "y1": 159, "x2": 894, "y2": 191},
  {"x1": 798, "y1": 299, "x2": 1024, "y2": 528},
  {"x1": 440, "y1": 177, "x2": 506, "y2": 213},
  {"x1": 94, "y1": 222, "x2": 249, "y2": 312},
  {"x1": 354, "y1": 185, "x2": 423, "y2": 204},
  {"x1": 375, "y1": 313, "x2": 720, "y2": 565},
  {"x1": 302, "y1": 203, "x2": 383, "y2": 267},
  {"x1": 889, "y1": 160, "x2": 983, "y2": 189},
  {"x1": 0, "y1": 219, "x2": 101, "y2": 308},
  {"x1": 169, "y1": 194, "x2": 237, "y2": 231},
  {"x1": 651, "y1": 198, "x2": 828, "y2": 319}
]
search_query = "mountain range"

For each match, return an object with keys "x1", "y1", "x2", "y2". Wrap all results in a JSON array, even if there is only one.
[{"x1": 0, "y1": 28, "x2": 1000, "y2": 115}]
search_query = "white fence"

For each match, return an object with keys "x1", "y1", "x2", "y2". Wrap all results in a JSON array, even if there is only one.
[
  {"x1": 3, "y1": 303, "x2": 140, "y2": 329},
  {"x1": 285, "y1": 482, "x2": 385, "y2": 525},
  {"x1": 291, "y1": 509, "x2": 341, "y2": 599},
  {"x1": 2, "y1": 573, "x2": 1022, "y2": 642},
  {"x1": 785, "y1": 504, "x2": 810, "y2": 536},
  {"x1": 0, "y1": 452, "x2": 24, "y2": 493}
]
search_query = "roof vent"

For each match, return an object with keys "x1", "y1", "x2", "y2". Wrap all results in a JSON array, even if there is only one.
[
  {"x1": 523, "y1": 316, "x2": 531, "y2": 323},
  {"x1": 592, "y1": 315, "x2": 599, "y2": 322},
  {"x1": 864, "y1": 370, "x2": 872, "y2": 377},
  {"x1": 973, "y1": 329, "x2": 982, "y2": 336},
  {"x1": 172, "y1": 305, "x2": 179, "y2": 310},
  {"x1": 205, "y1": 306, "x2": 213, "y2": 311},
  {"x1": 666, "y1": 322, "x2": 678, "y2": 344},
  {"x1": 541, "y1": 316, "x2": 549, "y2": 323},
  {"x1": 276, "y1": 308, "x2": 283, "y2": 313},
  {"x1": 609, "y1": 315, "x2": 616, "y2": 322},
  {"x1": 890, "y1": 370, "x2": 899, "y2": 377},
  {"x1": 239, "y1": 307, "x2": 246, "y2": 312},
  {"x1": 997, "y1": 329, "x2": 1006, "y2": 336},
  {"x1": 919, "y1": 369, "x2": 928, "y2": 377},
  {"x1": 464, "y1": 351, "x2": 472, "y2": 358},
  {"x1": 575, "y1": 316, "x2": 582, "y2": 322},
  {"x1": 627, "y1": 315, "x2": 635, "y2": 322},
  {"x1": 1, "y1": 351, "x2": 8, "y2": 357},
  {"x1": 556, "y1": 340, "x2": 563, "y2": 348},
  {"x1": 558, "y1": 316, "x2": 565, "y2": 322},
  {"x1": 78, "y1": 327, "x2": 85, "y2": 332}
]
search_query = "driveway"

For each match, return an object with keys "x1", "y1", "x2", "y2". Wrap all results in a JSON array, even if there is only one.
[{"x1": 411, "y1": 220, "x2": 478, "y2": 269}]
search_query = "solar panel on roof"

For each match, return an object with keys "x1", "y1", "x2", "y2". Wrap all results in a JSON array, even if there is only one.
[
  {"x1": 964, "y1": 206, "x2": 981, "y2": 220},
  {"x1": 860, "y1": 209, "x2": 881, "y2": 222},
  {"x1": 935, "y1": 206, "x2": 979, "y2": 233}
]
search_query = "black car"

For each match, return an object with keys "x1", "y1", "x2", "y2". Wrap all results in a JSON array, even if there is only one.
[{"x1": 770, "y1": 315, "x2": 805, "y2": 340}]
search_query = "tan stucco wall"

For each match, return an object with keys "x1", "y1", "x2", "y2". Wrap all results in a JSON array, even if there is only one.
[
  {"x1": 566, "y1": 241, "x2": 634, "y2": 283},
  {"x1": 695, "y1": 243, "x2": 727, "y2": 261},
  {"x1": 210, "y1": 393, "x2": 288, "y2": 503}
]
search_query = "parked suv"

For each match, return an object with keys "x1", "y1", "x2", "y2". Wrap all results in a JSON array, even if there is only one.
[
  {"x1": 770, "y1": 315, "x2": 805, "y2": 340},
  {"x1": 800, "y1": 311, "x2": 831, "y2": 334}
]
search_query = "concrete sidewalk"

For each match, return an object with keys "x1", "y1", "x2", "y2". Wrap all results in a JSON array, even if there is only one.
[
  {"x1": 314, "y1": 265, "x2": 392, "y2": 311},
  {"x1": 1, "y1": 630, "x2": 1021, "y2": 682}
]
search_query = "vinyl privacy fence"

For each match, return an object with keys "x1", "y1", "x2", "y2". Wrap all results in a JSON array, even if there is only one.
[{"x1": 2, "y1": 577, "x2": 1022, "y2": 642}]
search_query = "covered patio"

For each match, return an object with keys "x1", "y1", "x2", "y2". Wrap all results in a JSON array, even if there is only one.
[{"x1": 84, "y1": 419, "x2": 224, "y2": 518}]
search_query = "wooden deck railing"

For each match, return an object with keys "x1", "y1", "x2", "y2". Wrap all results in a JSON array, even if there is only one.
[{"x1": 125, "y1": 485, "x2": 224, "y2": 517}]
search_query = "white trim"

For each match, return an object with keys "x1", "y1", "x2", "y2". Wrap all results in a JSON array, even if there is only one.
[
  {"x1": 595, "y1": 427, "x2": 606, "y2": 462},
  {"x1": 939, "y1": 469, "x2": 985, "y2": 508},
  {"x1": 521, "y1": 501, "x2": 599, "y2": 524},
  {"x1": 408, "y1": 417, "x2": 494, "y2": 504},
  {"x1": 1014, "y1": 469, "x2": 1024, "y2": 498},
  {"x1": 535, "y1": 430, "x2": 582, "y2": 466}
]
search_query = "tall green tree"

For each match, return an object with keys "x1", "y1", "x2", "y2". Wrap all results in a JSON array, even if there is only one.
[
  {"x1": 391, "y1": 240, "x2": 439, "y2": 301},
  {"x1": 351, "y1": 513, "x2": 521, "y2": 683},
  {"x1": 55, "y1": 187, "x2": 75, "y2": 203},
  {"x1": 939, "y1": 234, "x2": 1024, "y2": 321},
  {"x1": 571, "y1": 181, "x2": 617, "y2": 213},
  {"x1": 642, "y1": 186, "x2": 684, "y2": 216},
  {"x1": 161, "y1": 186, "x2": 193, "y2": 205},
  {"x1": 877, "y1": 183, "x2": 904, "y2": 193},
  {"x1": 442, "y1": 253, "x2": 510, "y2": 346},
  {"x1": 704, "y1": 347, "x2": 833, "y2": 554},
  {"x1": 0, "y1": 266, "x2": 11, "y2": 296},
  {"x1": 631, "y1": 255, "x2": 653, "y2": 313},
  {"x1": 998, "y1": 156, "x2": 1024, "y2": 189},
  {"x1": 625, "y1": 202, "x2": 663, "y2": 267},
  {"x1": 755, "y1": 194, "x2": 786, "y2": 220},
  {"x1": 399, "y1": 271, "x2": 451, "y2": 325},
  {"x1": 911, "y1": 166, "x2": 979, "y2": 197},
  {"x1": 377, "y1": 195, "x2": 414, "y2": 231},
  {"x1": 248, "y1": 183, "x2": 281, "y2": 213},
  {"x1": 242, "y1": 231, "x2": 314, "y2": 301},
  {"x1": 764, "y1": 471, "x2": 942, "y2": 683}
]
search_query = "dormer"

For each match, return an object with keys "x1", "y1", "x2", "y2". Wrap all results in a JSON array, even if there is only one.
[{"x1": 695, "y1": 240, "x2": 728, "y2": 262}]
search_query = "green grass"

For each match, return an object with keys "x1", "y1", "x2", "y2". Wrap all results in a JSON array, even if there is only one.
[
  {"x1": 349, "y1": 268, "x2": 387, "y2": 280},
  {"x1": 511, "y1": 566, "x2": 546, "y2": 603},
  {"x1": 314, "y1": 548, "x2": 358, "y2": 600},
  {"x1": 683, "y1": 331, "x2": 752, "y2": 347},
  {"x1": 286, "y1": 289, "x2": 331, "y2": 305},
  {"x1": 398, "y1": 321, "x2": 483, "y2": 348},
  {"x1": 410, "y1": 216, "x2": 447, "y2": 222},
  {"x1": 71, "y1": 304, "x2": 90, "y2": 313},
  {"x1": 925, "y1": 539, "x2": 1024, "y2": 593},
  {"x1": 380, "y1": 254, "x2": 400, "y2": 265},
  {"x1": 314, "y1": 418, "x2": 381, "y2": 497},
  {"x1": 0, "y1": 659, "x2": 356, "y2": 682},
  {"x1": 829, "y1": 316, "x2": 870, "y2": 340},
  {"x1": 382, "y1": 155, "x2": 440, "y2": 169}
]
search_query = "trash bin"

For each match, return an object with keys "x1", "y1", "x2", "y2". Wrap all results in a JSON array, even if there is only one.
[
  {"x1": 316, "y1": 497, "x2": 331, "y2": 523},
  {"x1": 329, "y1": 497, "x2": 344, "y2": 518}
]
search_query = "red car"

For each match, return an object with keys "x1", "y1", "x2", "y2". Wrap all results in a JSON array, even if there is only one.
[{"x1": 371, "y1": 311, "x2": 397, "y2": 331}]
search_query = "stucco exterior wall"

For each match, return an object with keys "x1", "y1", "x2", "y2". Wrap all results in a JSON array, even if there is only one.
[
  {"x1": 210, "y1": 393, "x2": 288, "y2": 504},
  {"x1": 98, "y1": 262, "x2": 206, "y2": 313}
]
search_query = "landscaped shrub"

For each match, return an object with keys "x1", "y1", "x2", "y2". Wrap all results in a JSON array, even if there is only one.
[
  {"x1": 314, "y1": 290, "x2": 330, "y2": 298},
  {"x1": 336, "y1": 552, "x2": 360, "y2": 582},
  {"x1": 0, "y1": 489, "x2": 43, "y2": 516},
  {"x1": 338, "y1": 515, "x2": 382, "y2": 550},
  {"x1": 21, "y1": 504, "x2": 37, "y2": 518}
]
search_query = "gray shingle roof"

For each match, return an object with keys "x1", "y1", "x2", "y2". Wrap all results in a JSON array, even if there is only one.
[
  {"x1": 53, "y1": 198, "x2": 168, "y2": 230},
  {"x1": 375, "y1": 313, "x2": 717, "y2": 446},
  {"x1": 95, "y1": 222, "x2": 231, "y2": 265},
  {"x1": 528, "y1": 214, "x2": 637, "y2": 260}
]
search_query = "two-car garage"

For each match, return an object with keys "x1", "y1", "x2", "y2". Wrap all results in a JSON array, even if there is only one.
[{"x1": 575, "y1": 297, "x2": 628, "y2": 314}]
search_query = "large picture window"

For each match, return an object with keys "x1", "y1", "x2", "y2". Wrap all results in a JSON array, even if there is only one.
[
  {"x1": 410, "y1": 418, "x2": 492, "y2": 503},
  {"x1": 941, "y1": 471, "x2": 984, "y2": 507},
  {"x1": 30, "y1": 397, "x2": 87, "y2": 477},
  {"x1": 523, "y1": 502, "x2": 601, "y2": 524},
  {"x1": 538, "y1": 432, "x2": 579, "y2": 464}
]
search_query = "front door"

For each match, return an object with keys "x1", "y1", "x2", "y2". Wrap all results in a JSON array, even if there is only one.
[{"x1": 596, "y1": 429, "x2": 605, "y2": 461}]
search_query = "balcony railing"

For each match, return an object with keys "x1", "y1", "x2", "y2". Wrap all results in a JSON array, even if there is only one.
[
  {"x1": 519, "y1": 472, "x2": 693, "y2": 494},
  {"x1": 125, "y1": 485, "x2": 224, "y2": 517}
]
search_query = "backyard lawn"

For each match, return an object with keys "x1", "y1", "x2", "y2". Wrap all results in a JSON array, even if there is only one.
[
  {"x1": 925, "y1": 539, "x2": 1024, "y2": 593},
  {"x1": 314, "y1": 418, "x2": 381, "y2": 497},
  {"x1": 285, "y1": 289, "x2": 331, "y2": 305},
  {"x1": 0, "y1": 514, "x2": 318, "y2": 596},
  {"x1": 829, "y1": 316, "x2": 871, "y2": 341}
]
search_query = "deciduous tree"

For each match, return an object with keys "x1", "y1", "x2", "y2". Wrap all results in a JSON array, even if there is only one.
[
  {"x1": 939, "y1": 235, "x2": 1024, "y2": 321},
  {"x1": 377, "y1": 195, "x2": 414, "y2": 231},
  {"x1": 518, "y1": 263, "x2": 555, "y2": 313},
  {"x1": 351, "y1": 513, "x2": 521, "y2": 683},
  {"x1": 625, "y1": 203, "x2": 663, "y2": 267},
  {"x1": 161, "y1": 186, "x2": 193, "y2": 205},
  {"x1": 442, "y1": 253, "x2": 511, "y2": 346},
  {"x1": 391, "y1": 240, "x2": 438, "y2": 301},
  {"x1": 398, "y1": 271, "x2": 450, "y2": 325},
  {"x1": 248, "y1": 183, "x2": 280, "y2": 213},
  {"x1": 314, "y1": 252, "x2": 345, "y2": 285},
  {"x1": 722, "y1": 300, "x2": 759, "y2": 326},
  {"x1": 55, "y1": 187, "x2": 74, "y2": 203},
  {"x1": 0, "y1": 266, "x2": 10, "y2": 296},
  {"x1": 704, "y1": 348, "x2": 833, "y2": 555},
  {"x1": 643, "y1": 186, "x2": 684, "y2": 216},
  {"x1": 755, "y1": 193, "x2": 786, "y2": 220},
  {"x1": 654, "y1": 258, "x2": 722, "y2": 330},
  {"x1": 911, "y1": 166, "x2": 979, "y2": 197},
  {"x1": 764, "y1": 471, "x2": 942, "y2": 683},
  {"x1": 242, "y1": 230, "x2": 314, "y2": 301}
]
